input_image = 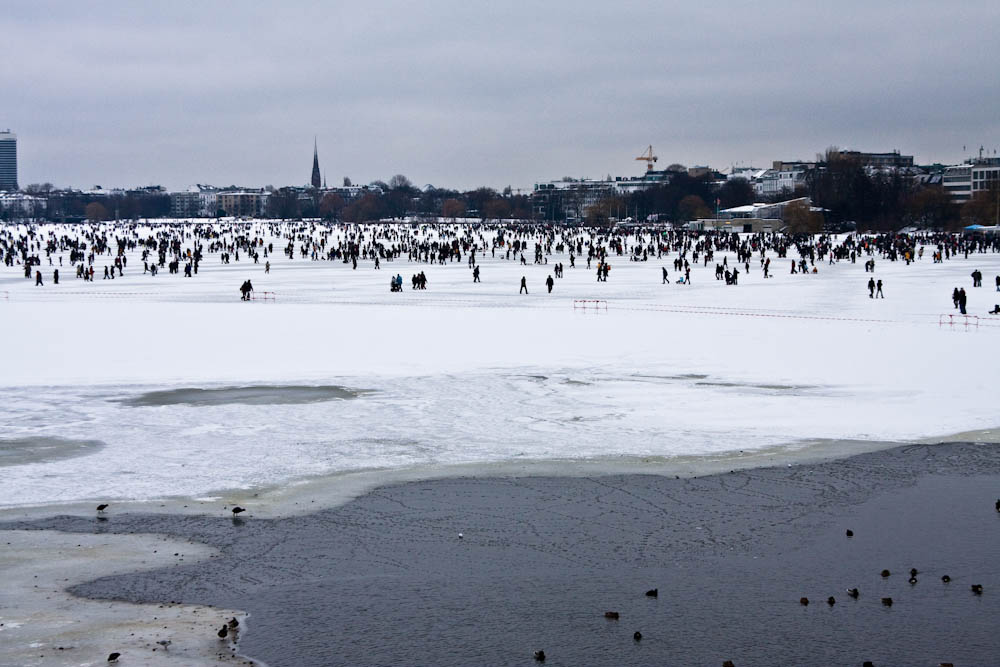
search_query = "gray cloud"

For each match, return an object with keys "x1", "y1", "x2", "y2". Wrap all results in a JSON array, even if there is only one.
[{"x1": 3, "y1": 0, "x2": 998, "y2": 191}]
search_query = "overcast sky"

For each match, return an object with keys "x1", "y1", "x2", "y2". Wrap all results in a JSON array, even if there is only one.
[{"x1": 3, "y1": 1, "x2": 999, "y2": 191}]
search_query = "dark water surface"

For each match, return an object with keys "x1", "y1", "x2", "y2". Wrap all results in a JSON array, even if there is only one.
[
  {"x1": 6, "y1": 443, "x2": 1000, "y2": 666},
  {"x1": 0, "y1": 436, "x2": 105, "y2": 466},
  {"x1": 117, "y1": 384, "x2": 367, "y2": 407}
]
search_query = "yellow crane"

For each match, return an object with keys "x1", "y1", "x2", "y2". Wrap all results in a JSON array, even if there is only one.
[{"x1": 635, "y1": 145, "x2": 658, "y2": 172}]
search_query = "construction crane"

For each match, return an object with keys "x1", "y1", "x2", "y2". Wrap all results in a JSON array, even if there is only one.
[{"x1": 635, "y1": 145, "x2": 658, "y2": 172}]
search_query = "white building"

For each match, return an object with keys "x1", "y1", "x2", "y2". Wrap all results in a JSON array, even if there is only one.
[
  {"x1": 688, "y1": 197, "x2": 824, "y2": 233},
  {"x1": 755, "y1": 167, "x2": 808, "y2": 197},
  {"x1": 943, "y1": 158, "x2": 1000, "y2": 203},
  {"x1": 0, "y1": 192, "x2": 47, "y2": 220},
  {"x1": 719, "y1": 197, "x2": 821, "y2": 220},
  {"x1": 198, "y1": 188, "x2": 218, "y2": 216},
  {"x1": 727, "y1": 167, "x2": 766, "y2": 183}
]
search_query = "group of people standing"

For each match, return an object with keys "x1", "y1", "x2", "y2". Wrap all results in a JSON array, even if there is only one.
[{"x1": 6, "y1": 223, "x2": 1000, "y2": 318}]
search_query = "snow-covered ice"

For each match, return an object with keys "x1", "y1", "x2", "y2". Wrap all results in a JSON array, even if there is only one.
[{"x1": 1, "y1": 222, "x2": 998, "y2": 508}]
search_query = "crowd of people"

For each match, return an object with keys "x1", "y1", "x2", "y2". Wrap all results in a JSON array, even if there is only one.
[{"x1": 2, "y1": 220, "x2": 1000, "y2": 313}]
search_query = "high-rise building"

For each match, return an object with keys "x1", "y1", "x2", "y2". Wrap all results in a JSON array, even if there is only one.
[
  {"x1": 311, "y1": 138, "x2": 321, "y2": 189},
  {"x1": 0, "y1": 130, "x2": 17, "y2": 191}
]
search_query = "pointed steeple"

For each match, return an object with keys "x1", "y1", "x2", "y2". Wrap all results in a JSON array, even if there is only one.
[{"x1": 311, "y1": 137, "x2": 321, "y2": 189}]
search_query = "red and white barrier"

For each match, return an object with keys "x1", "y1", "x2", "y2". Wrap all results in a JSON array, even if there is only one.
[
  {"x1": 939, "y1": 313, "x2": 979, "y2": 327},
  {"x1": 573, "y1": 299, "x2": 608, "y2": 310}
]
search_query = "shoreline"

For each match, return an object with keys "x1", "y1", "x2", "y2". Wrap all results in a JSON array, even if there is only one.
[
  {"x1": 3, "y1": 425, "x2": 999, "y2": 524},
  {"x1": 0, "y1": 530, "x2": 257, "y2": 667},
  {"x1": 3, "y1": 438, "x2": 1000, "y2": 665}
]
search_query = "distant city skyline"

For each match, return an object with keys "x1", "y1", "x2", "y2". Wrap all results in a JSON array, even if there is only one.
[
  {"x1": 3, "y1": 1, "x2": 998, "y2": 191},
  {"x1": 7, "y1": 132, "x2": 999, "y2": 194}
]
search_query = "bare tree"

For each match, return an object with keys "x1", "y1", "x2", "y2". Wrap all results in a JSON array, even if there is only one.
[
  {"x1": 319, "y1": 193, "x2": 345, "y2": 220},
  {"x1": 85, "y1": 202, "x2": 108, "y2": 222},
  {"x1": 482, "y1": 198, "x2": 511, "y2": 220},
  {"x1": 677, "y1": 194, "x2": 711, "y2": 221},
  {"x1": 783, "y1": 200, "x2": 823, "y2": 234},
  {"x1": 908, "y1": 185, "x2": 957, "y2": 230},
  {"x1": 441, "y1": 198, "x2": 466, "y2": 220},
  {"x1": 388, "y1": 174, "x2": 413, "y2": 190}
]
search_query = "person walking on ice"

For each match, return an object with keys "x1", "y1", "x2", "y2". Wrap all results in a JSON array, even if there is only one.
[
  {"x1": 876, "y1": 279, "x2": 884, "y2": 298},
  {"x1": 662, "y1": 267, "x2": 669, "y2": 284},
  {"x1": 520, "y1": 276, "x2": 528, "y2": 294},
  {"x1": 546, "y1": 274, "x2": 554, "y2": 293},
  {"x1": 239, "y1": 279, "x2": 254, "y2": 301},
  {"x1": 868, "y1": 277, "x2": 875, "y2": 298}
]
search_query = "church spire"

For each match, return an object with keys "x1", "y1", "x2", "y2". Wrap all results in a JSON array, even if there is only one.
[{"x1": 311, "y1": 137, "x2": 321, "y2": 189}]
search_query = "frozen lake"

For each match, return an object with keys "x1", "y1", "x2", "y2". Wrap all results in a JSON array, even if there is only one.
[{"x1": 2, "y1": 222, "x2": 998, "y2": 508}]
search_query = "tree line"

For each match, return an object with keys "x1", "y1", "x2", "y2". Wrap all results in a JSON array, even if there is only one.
[{"x1": 11, "y1": 150, "x2": 1000, "y2": 231}]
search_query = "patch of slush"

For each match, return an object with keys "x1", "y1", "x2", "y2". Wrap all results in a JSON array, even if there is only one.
[
  {"x1": 0, "y1": 437, "x2": 105, "y2": 466},
  {"x1": 118, "y1": 384, "x2": 369, "y2": 407},
  {"x1": 921, "y1": 427, "x2": 1000, "y2": 444}
]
